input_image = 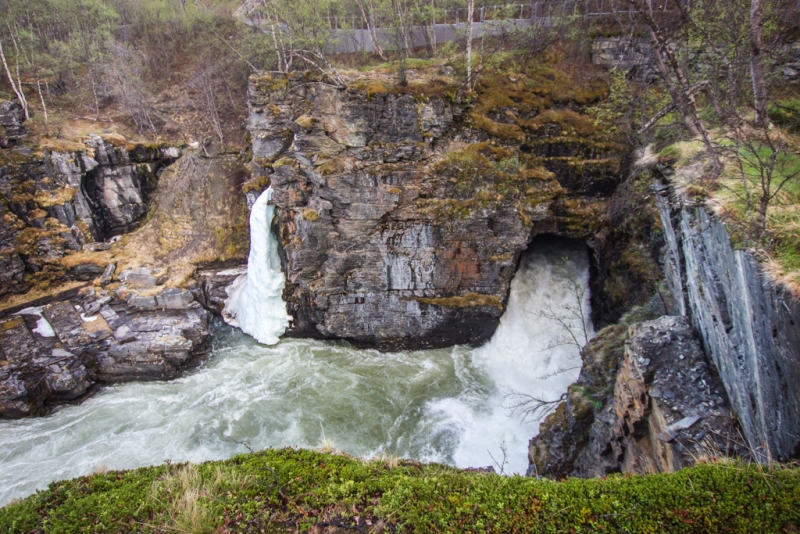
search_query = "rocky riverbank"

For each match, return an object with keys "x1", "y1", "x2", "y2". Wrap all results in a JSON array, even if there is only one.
[
  {"x1": 0, "y1": 277, "x2": 211, "y2": 418},
  {"x1": 0, "y1": 104, "x2": 251, "y2": 418}
]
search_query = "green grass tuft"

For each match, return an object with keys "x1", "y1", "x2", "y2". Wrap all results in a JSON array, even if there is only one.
[{"x1": 1, "y1": 448, "x2": 798, "y2": 533}]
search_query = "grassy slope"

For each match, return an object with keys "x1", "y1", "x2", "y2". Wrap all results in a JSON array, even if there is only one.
[
  {"x1": 656, "y1": 126, "x2": 800, "y2": 291},
  {"x1": 1, "y1": 449, "x2": 798, "y2": 533}
]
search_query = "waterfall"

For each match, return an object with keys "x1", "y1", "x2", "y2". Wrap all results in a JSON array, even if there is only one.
[
  {"x1": 0, "y1": 237, "x2": 591, "y2": 505},
  {"x1": 423, "y1": 236, "x2": 593, "y2": 472},
  {"x1": 222, "y1": 187, "x2": 290, "y2": 345}
]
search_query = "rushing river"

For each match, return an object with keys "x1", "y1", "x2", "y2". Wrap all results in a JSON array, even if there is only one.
[{"x1": 0, "y1": 236, "x2": 592, "y2": 507}]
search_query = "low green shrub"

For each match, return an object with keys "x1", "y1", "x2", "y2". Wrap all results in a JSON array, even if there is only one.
[
  {"x1": 1, "y1": 449, "x2": 798, "y2": 533},
  {"x1": 769, "y1": 98, "x2": 800, "y2": 133}
]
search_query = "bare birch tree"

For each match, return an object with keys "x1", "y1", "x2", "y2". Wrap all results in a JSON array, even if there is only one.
[
  {"x1": 0, "y1": 40, "x2": 29, "y2": 120},
  {"x1": 624, "y1": 0, "x2": 723, "y2": 176},
  {"x1": 749, "y1": 0, "x2": 769, "y2": 128},
  {"x1": 466, "y1": 0, "x2": 474, "y2": 87},
  {"x1": 355, "y1": 0, "x2": 387, "y2": 60}
]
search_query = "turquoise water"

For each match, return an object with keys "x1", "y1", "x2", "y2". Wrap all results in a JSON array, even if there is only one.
[{"x1": 0, "y1": 238, "x2": 591, "y2": 506}]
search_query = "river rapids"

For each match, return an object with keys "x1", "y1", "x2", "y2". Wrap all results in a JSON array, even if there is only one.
[{"x1": 0, "y1": 188, "x2": 593, "y2": 506}]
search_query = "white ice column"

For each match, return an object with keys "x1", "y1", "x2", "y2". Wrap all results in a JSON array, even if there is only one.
[{"x1": 222, "y1": 187, "x2": 290, "y2": 345}]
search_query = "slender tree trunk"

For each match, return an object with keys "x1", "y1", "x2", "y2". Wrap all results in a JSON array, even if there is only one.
[
  {"x1": 632, "y1": 0, "x2": 722, "y2": 175},
  {"x1": 356, "y1": 0, "x2": 387, "y2": 60},
  {"x1": 0, "y1": 41, "x2": 29, "y2": 119},
  {"x1": 430, "y1": 0, "x2": 436, "y2": 53},
  {"x1": 266, "y1": 8, "x2": 284, "y2": 71},
  {"x1": 466, "y1": 0, "x2": 474, "y2": 85},
  {"x1": 647, "y1": 30, "x2": 699, "y2": 136},
  {"x1": 36, "y1": 78, "x2": 48, "y2": 133},
  {"x1": 750, "y1": 0, "x2": 769, "y2": 128}
]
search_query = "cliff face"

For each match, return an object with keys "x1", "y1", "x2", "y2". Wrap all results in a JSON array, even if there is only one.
[
  {"x1": 656, "y1": 173, "x2": 800, "y2": 462},
  {"x1": 0, "y1": 127, "x2": 249, "y2": 418},
  {"x1": 0, "y1": 136, "x2": 178, "y2": 296},
  {"x1": 246, "y1": 66, "x2": 655, "y2": 350},
  {"x1": 529, "y1": 162, "x2": 800, "y2": 477}
]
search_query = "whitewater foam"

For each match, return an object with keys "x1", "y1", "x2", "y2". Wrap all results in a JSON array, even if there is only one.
[{"x1": 0, "y1": 237, "x2": 592, "y2": 505}]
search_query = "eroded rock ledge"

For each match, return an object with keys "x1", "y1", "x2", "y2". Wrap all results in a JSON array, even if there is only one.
[
  {"x1": 0, "y1": 272, "x2": 211, "y2": 419},
  {"x1": 247, "y1": 66, "x2": 657, "y2": 350}
]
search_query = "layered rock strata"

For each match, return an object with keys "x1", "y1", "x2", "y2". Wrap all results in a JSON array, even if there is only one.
[
  {"x1": 655, "y1": 171, "x2": 800, "y2": 463},
  {"x1": 246, "y1": 68, "x2": 655, "y2": 350},
  {"x1": 0, "y1": 272, "x2": 212, "y2": 419}
]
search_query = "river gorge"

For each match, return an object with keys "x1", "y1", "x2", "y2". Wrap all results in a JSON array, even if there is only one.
[
  {"x1": 0, "y1": 236, "x2": 590, "y2": 506},
  {"x1": 2, "y1": 40, "x2": 800, "y2": 523}
]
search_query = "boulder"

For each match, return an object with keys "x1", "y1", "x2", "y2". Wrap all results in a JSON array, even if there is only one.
[{"x1": 0, "y1": 100, "x2": 27, "y2": 147}]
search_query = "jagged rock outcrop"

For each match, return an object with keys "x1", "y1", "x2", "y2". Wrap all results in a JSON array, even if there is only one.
[
  {"x1": 247, "y1": 67, "x2": 658, "y2": 350},
  {"x1": 529, "y1": 158, "x2": 800, "y2": 476},
  {"x1": 45, "y1": 137, "x2": 180, "y2": 241},
  {"x1": 0, "y1": 274, "x2": 212, "y2": 419},
  {"x1": 655, "y1": 171, "x2": 800, "y2": 463},
  {"x1": 0, "y1": 136, "x2": 179, "y2": 294},
  {"x1": 529, "y1": 315, "x2": 738, "y2": 477},
  {"x1": 0, "y1": 101, "x2": 27, "y2": 147}
]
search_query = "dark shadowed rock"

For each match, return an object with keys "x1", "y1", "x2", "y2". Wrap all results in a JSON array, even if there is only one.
[
  {"x1": 0, "y1": 284, "x2": 212, "y2": 419},
  {"x1": 0, "y1": 100, "x2": 27, "y2": 147}
]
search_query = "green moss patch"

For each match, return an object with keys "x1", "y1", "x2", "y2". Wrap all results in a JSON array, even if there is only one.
[
  {"x1": 1, "y1": 448, "x2": 798, "y2": 533},
  {"x1": 415, "y1": 293, "x2": 504, "y2": 310}
]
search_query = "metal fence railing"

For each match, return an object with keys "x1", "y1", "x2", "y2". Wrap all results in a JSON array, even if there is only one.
[{"x1": 243, "y1": 0, "x2": 685, "y2": 30}]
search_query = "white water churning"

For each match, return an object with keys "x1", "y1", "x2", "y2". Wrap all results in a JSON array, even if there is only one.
[
  {"x1": 222, "y1": 187, "x2": 290, "y2": 345},
  {"x1": 0, "y1": 236, "x2": 592, "y2": 506}
]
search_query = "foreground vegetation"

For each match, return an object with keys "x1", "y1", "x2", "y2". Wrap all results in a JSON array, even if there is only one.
[{"x1": 1, "y1": 448, "x2": 798, "y2": 533}]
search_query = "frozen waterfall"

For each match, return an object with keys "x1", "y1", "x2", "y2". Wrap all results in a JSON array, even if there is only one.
[{"x1": 222, "y1": 187, "x2": 290, "y2": 345}]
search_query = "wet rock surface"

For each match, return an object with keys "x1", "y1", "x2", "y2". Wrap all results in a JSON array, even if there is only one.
[
  {"x1": 0, "y1": 275, "x2": 212, "y2": 419},
  {"x1": 529, "y1": 315, "x2": 739, "y2": 478},
  {"x1": 248, "y1": 71, "x2": 651, "y2": 350}
]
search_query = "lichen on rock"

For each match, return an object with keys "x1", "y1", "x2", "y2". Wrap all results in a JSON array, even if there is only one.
[{"x1": 246, "y1": 59, "x2": 655, "y2": 350}]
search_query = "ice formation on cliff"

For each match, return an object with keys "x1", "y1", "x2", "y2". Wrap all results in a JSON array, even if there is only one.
[{"x1": 223, "y1": 187, "x2": 290, "y2": 344}]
